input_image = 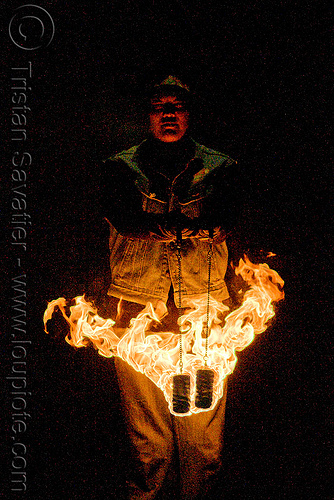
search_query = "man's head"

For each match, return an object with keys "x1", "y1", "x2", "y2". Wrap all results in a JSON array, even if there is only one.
[{"x1": 148, "y1": 76, "x2": 191, "y2": 143}]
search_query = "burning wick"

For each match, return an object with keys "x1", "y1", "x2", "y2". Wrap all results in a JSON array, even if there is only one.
[
  {"x1": 195, "y1": 369, "x2": 215, "y2": 409},
  {"x1": 172, "y1": 374, "x2": 191, "y2": 414},
  {"x1": 172, "y1": 231, "x2": 192, "y2": 414},
  {"x1": 43, "y1": 256, "x2": 284, "y2": 416},
  {"x1": 194, "y1": 235, "x2": 215, "y2": 410}
]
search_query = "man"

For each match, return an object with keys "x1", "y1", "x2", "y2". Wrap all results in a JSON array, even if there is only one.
[{"x1": 101, "y1": 76, "x2": 238, "y2": 499}]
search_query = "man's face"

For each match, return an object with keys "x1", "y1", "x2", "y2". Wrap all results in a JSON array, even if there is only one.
[{"x1": 149, "y1": 95, "x2": 189, "y2": 142}]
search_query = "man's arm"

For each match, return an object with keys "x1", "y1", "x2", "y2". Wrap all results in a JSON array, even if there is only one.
[
  {"x1": 101, "y1": 158, "x2": 187, "y2": 240},
  {"x1": 199, "y1": 159, "x2": 244, "y2": 236},
  {"x1": 101, "y1": 157, "x2": 243, "y2": 242}
]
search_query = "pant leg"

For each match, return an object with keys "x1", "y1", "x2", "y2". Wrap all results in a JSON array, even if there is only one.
[
  {"x1": 114, "y1": 358, "x2": 178, "y2": 499},
  {"x1": 173, "y1": 378, "x2": 228, "y2": 500},
  {"x1": 113, "y1": 292, "x2": 229, "y2": 499}
]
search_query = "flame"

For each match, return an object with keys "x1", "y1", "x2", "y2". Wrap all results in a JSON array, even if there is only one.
[{"x1": 43, "y1": 256, "x2": 284, "y2": 416}]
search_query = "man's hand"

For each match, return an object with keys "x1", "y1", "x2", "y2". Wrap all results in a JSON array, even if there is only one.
[
  {"x1": 152, "y1": 227, "x2": 195, "y2": 241},
  {"x1": 195, "y1": 227, "x2": 227, "y2": 243},
  {"x1": 148, "y1": 226, "x2": 227, "y2": 243}
]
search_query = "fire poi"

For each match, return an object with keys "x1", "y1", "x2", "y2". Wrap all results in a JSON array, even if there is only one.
[{"x1": 43, "y1": 253, "x2": 284, "y2": 417}]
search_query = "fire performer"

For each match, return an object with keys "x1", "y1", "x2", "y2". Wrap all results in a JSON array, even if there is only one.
[{"x1": 101, "y1": 76, "x2": 240, "y2": 499}]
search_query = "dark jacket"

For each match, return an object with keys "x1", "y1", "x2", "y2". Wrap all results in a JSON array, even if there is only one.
[{"x1": 102, "y1": 136, "x2": 237, "y2": 306}]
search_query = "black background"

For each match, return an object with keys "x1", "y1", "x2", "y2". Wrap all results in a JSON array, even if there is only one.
[{"x1": 3, "y1": 1, "x2": 331, "y2": 498}]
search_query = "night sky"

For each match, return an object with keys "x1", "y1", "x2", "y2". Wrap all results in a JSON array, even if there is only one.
[{"x1": 3, "y1": 1, "x2": 331, "y2": 498}]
